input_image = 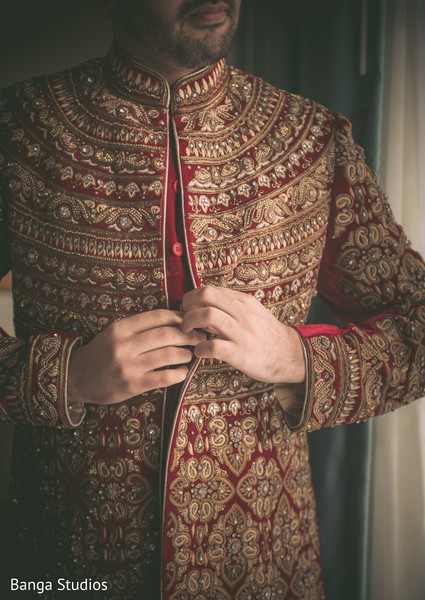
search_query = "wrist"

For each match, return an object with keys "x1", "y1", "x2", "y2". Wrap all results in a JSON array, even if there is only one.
[{"x1": 276, "y1": 326, "x2": 306, "y2": 384}]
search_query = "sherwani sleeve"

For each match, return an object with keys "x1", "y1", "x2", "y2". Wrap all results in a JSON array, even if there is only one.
[
  {"x1": 282, "y1": 115, "x2": 425, "y2": 432},
  {"x1": 0, "y1": 177, "x2": 85, "y2": 429}
]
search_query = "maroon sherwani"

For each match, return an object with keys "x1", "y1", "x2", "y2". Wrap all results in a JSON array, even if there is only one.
[{"x1": 1, "y1": 43, "x2": 424, "y2": 599}]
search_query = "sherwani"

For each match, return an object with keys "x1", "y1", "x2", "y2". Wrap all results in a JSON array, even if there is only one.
[{"x1": 1, "y1": 44, "x2": 424, "y2": 599}]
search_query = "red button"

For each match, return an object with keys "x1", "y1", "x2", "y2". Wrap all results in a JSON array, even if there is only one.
[
  {"x1": 173, "y1": 179, "x2": 179, "y2": 193},
  {"x1": 172, "y1": 242, "x2": 184, "y2": 256}
]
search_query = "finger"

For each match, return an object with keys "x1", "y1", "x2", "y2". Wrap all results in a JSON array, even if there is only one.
[
  {"x1": 141, "y1": 365, "x2": 189, "y2": 391},
  {"x1": 181, "y1": 286, "x2": 251, "y2": 319},
  {"x1": 140, "y1": 345, "x2": 194, "y2": 372},
  {"x1": 193, "y1": 338, "x2": 234, "y2": 363},
  {"x1": 180, "y1": 307, "x2": 236, "y2": 339},
  {"x1": 135, "y1": 326, "x2": 207, "y2": 354},
  {"x1": 111, "y1": 309, "x2": 185, "y2": 337}
]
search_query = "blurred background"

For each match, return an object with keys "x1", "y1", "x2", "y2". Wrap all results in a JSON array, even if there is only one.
[{"x1": 1, "y1": 1, "x2": 424, "y2": 599}]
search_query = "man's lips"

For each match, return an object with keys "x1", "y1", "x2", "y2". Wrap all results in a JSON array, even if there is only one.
[{"x1": 187, "y1": 3, "x2": 229, "y2": 26}]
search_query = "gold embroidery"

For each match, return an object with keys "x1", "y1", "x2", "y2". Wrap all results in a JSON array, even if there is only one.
[
  {"x1": 237, "y1": 457, "x2": 283, "y2": 518},
  {"x1": 169, "y1": 456, "x2": 235, "y2": 523}
]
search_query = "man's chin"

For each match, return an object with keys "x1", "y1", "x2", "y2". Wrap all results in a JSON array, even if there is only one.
[{"x1": 166, "y1": 34, "x2": 229, "y2": 70}]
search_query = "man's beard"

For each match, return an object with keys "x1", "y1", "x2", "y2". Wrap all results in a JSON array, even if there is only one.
[{"x1": 117, "y1": 0, "x2": 239, "y2": 70}]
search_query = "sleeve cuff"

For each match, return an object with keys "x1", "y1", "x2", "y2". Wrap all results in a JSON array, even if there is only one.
[{"x1": 27, "y1": 332, "x2": 86, "y2": 428}]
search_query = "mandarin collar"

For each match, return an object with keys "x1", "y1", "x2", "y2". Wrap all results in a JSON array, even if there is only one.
[{"x1": 104, "y1": 42, "x2": 229, "y2": 112}]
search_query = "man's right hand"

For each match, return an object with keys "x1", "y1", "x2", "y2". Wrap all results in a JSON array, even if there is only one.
[{"x1": 67, "y1": 310, "x2": 206, "y2": 405}]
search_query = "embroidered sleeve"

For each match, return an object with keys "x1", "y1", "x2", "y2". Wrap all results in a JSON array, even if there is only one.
[
  {"x1": 0, "y1": 329, "x2": 85, "y2": 427},
  {"x1": 0, "y1": 93, "x2": 85, "y2": 429},
  {"x1": 283, "y1": 115, "x2": 425, "y2": 431}
]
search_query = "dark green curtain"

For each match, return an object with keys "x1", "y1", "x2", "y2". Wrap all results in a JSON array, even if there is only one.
[{"x1": 229, "y1": 1, "x2": 386, "y2": 599}]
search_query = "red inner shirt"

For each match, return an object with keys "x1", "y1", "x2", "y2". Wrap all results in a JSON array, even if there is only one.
[{"x1": 164, "y1": 136, "x2": 192, "y2": 309}]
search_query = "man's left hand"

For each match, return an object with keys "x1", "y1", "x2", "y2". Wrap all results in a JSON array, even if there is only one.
[{"x1": 181, "y1": 286, "x2": 306, "y2": 384}]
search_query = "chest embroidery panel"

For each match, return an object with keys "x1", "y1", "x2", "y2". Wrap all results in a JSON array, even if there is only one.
[{"x1": 5, "y1": 72, "x2": 174, "y2": 341}]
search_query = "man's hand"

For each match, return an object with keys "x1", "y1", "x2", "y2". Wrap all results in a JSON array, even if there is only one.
[
  {"x1": 181, "y1": 286, "x2": 306, "y2": 384},
  {"x1": 68, "y1": 310, "x2": 206, "y2": 405}
]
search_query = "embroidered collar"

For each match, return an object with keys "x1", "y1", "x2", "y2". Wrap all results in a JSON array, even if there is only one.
[{"x1": 104, "y1": 42, "x2": 229, "y2": 112}]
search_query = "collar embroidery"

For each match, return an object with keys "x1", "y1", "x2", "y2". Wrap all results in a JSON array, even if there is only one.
[{"x1": 104, "y1": 42, "x2": 229, "y2": 112}]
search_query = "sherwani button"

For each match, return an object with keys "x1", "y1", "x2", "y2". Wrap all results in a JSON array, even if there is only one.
[{"x1": 172, "y1": 242, "x2": 184, "y2": 256}]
